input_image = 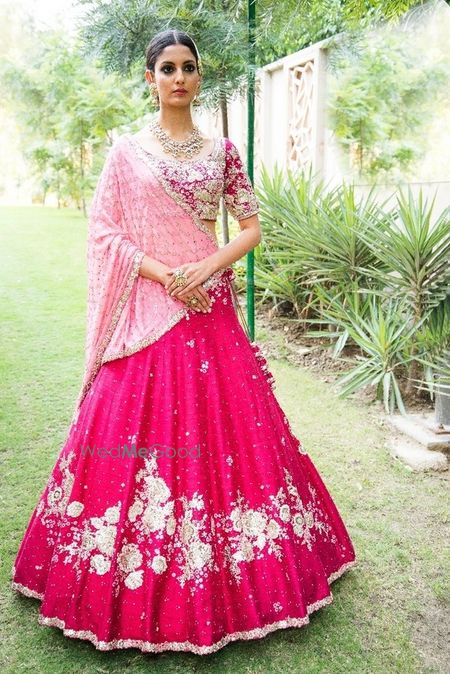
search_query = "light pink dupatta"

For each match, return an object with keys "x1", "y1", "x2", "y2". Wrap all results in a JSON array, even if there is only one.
[{"x1": 71, "y1": 134, "x2": 228, "y2": 423}]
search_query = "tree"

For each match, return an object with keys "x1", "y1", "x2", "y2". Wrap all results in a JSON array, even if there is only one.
[{"x1": 1, "y1": 31, "x2": 146, "y2": 212}]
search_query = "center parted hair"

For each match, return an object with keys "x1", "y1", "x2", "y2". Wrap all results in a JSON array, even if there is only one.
[{"x1": 145, "y1": 29, "x2": 203, "y2": 75}]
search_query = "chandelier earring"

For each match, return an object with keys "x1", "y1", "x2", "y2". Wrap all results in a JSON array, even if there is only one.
[
  {"x1": 193, "y1": 84, "x2": 202, "y2": 106},
  {"x1": 149, "y1": 82, "x2": 159, "y2": 106}
]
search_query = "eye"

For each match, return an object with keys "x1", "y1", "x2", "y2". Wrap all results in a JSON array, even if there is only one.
[{"x1": 160, "y1": 64, "x2": 196, "y2": 74}]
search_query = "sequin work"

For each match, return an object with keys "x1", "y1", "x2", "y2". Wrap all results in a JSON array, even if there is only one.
[
  {"x1": 11, "y1": 134, "x2": 357, "y2": 655},
  {"x1": 125, "y1": 133, "x2": 260, "y2": 224}
]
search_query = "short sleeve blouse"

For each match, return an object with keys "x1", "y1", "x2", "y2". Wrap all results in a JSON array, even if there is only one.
[
  {"x1": 125, "y1": 133, "x2": 260, "y2": 224},
  {"x1": 222, "y1": 138, "x2": 260, "y2": 221}
]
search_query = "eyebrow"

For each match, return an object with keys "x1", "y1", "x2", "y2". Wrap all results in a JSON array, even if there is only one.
[{"x1": 160, "y1": 60, "x2": 195, "y2": 65}]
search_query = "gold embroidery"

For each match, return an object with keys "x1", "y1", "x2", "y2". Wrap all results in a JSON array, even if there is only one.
[
  {"x1": 53, "y1": 501, "x2": 122, "y2": 580},
  {"x1": 66, "y1": 501, "x2": 84, "y2": 517},
  {"x1": 12, "y1": 558, "x2": 357, "y2": 654},
  {"x1": 223, "y1": 140, "x2": 260, "y2": 221},
  {"x1": 76, "y1": 249, "x2": 145, "y2": 413},
  {"x1": 35, "y1": 449, "x2": 76, "y2": 545},
  {"x1": 106, "y1": 451, "x2": 337, "y2": 590},
  {"x1": 126, "y1": 133, "x2": 223, "y2": 245}
]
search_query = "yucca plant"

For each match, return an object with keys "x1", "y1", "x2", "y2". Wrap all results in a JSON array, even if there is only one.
[
  {"x1": 253, "y1": 163, "x2": 332, "y2": 320},
  {"x1": 350, "y1": 187, "x2": 450, "y2": 394},
  {"x1": 254, "y1": 165, "x2": 394, "y2": 329},
  {"x1": 300, "y1": 282, "x2": 383, "y2": 358},
  {"x1": 280, "y1": 181, "x2": 393, "y2": 290},
  {"x1": 409, "y1": 294, "x2": 450, "y2": 399},
  {"x1": 306, "y1": 289, "x2": 430, "y2": 413},
  {"x1": 257, "y1": 164, "x2": 394, "y2": 291}
]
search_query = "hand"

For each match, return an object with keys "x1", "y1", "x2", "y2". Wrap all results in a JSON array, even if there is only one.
[
  {"x1": 177, "y1": 285, "x2": 212, "y2": 313},
  {"x1": 164, "y1": 260, "x2": 215, "y2": 300}
]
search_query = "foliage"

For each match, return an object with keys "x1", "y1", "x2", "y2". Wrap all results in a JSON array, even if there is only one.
[
  {"x1": 77, "y1": 0, "x2": 427, "y2": 78},
  {"x1": 327, "y1": 18, "x2": 450, "y2": 180},
  {"x1": 312, "y1": 290, "x2": 423, "y2": 414},
  {"x1": 0, "y1": 0, "x2": 432, "y2": 206},
  {"x1": 1, "y1": 32, "x2": 146, "y2": 210},
  {"x1": 355, "y1": 189, "x2": 450, "y2": 318},
  {"x1": 255, "y1": 164, "x2": 450, "y2": 412}
]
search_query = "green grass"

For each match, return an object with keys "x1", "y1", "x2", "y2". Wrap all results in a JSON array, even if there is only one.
[{"x1": 1, "y1": 206, "x2": 449, "y2": 674}]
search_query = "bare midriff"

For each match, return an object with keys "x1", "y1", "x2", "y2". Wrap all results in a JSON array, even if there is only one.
[{"x1": 200, "y1": 219, "x2": 217, "y2": 237}]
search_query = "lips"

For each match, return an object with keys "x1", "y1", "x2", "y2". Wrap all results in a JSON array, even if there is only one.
[{"x1": 173, "y1": 89, "x2": 187, "y2": 94}]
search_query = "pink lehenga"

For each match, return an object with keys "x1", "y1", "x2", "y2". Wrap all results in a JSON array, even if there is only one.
[{"x1": 11, "y1": 131, "x2": 357, "y2": 655}]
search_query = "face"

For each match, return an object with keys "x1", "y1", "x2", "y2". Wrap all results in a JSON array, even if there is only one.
[{"x1": 145, "y1": 43, "x2": 201, "y2": 107}]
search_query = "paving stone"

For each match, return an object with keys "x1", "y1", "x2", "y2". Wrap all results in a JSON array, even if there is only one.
[
  {"x1": 387, "y1": 437, "x2": 448, "y2": 472},
  {"x1": 386, "y1": 413, "x2": 450, "y2": 454}
]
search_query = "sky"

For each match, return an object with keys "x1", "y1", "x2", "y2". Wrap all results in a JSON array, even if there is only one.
[{"x1": 18, "y1": 0, "x2": 88, "y2": 35}]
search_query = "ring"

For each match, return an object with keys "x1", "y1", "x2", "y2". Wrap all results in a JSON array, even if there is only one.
[
  {"x1": 175, "y1": 273, "x2": 188, "y2": 288},
  {"x1": 187, "y1": 296, "x2": 199, "y2": 307},
  {"x1": 174, "y1": 268, "x2": 188, "y2": 288}
]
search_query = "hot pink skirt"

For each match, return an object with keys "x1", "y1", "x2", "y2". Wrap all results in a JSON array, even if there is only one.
[{"x1": 11, "y1": 268, "x2": 357, "y2": 655}]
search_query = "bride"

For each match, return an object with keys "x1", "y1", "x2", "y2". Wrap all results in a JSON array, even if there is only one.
[{"x1": 11, "y1": 27, "x2": 357, "y2": 655}]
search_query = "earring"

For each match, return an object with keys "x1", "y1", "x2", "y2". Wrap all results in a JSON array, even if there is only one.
[
  {"x1": 193, "y1": 85, "x2": 202, "y2": 106},
  {"x1": 149, "y1": 82, "x2": 159, "y2": 107}
]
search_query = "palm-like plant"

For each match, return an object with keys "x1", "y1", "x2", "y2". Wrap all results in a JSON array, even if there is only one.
[
  {"x1": 255, "y1": 165, "x2": 394, "y2": 335},
  {"x1": 301, "y1": 283, "x2": 380, "y2": 358},
  {"x1": 409, "y1": 294, "x2": 450, "y2": 399},
  {"x1": 253, "y1": 164, "x2": 332, "y2": 320},
  {"x1": 313, "y1": 290, "x2": 430, "y2": 413},
  {"x1": 351, "y1": 187, "x2": 450, "y2": 393},
  {"x1": 257, "y1": 166, "x2": 392, "y2": 288}
]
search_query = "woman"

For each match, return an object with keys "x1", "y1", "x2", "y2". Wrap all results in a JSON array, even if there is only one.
[{"x1": 11, "y1": 29, "x2": 357, "y2": 655}]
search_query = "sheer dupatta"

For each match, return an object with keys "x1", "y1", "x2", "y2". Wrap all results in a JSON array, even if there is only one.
[{"x1": 71, "y1": 136, "x2": 228, "y2": 423}]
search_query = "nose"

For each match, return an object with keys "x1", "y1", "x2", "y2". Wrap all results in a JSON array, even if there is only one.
[{"x1": 174, "y1": 68, "x2": 185, "y2": 84}]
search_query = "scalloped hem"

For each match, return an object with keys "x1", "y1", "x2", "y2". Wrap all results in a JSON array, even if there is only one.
[{"x1": 11, "y1": 558, "x2": 357, "y2": 655}]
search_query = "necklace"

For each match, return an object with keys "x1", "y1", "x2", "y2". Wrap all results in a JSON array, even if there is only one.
[{"x1": 149, "y1": 119, "x2": 204, "y2": 159}]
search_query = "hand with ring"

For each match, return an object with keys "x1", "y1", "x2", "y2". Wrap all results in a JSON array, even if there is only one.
[
  {"x1": 164, "y1": 260, "x2": 215, "y2": 300},
  {"x1": 180, "y1": 286, "x2": 212, "y2": 313},
  {"x1": 162, "y1": 267, "x2": 212, "y2": 313},
  {"x1": 163, "y1": 263, "x2": 214, "y2": 313}
]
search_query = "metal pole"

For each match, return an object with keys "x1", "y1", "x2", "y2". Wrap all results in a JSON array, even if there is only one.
[{"x1": 247, "y1": 0, "x2": 256, "y2": 341}]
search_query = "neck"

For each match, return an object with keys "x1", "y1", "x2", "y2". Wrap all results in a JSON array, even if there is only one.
[{"x1": 157, "y1": 107, "x2": 195, "y2": 139}]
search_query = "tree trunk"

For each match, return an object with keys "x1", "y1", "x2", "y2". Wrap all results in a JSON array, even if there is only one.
[
  {"x1": 406, "y1": 298, "x2": 422, "y2": 396},
  {"x1": 220, "y1": 92, "x2": 230, "y2": 245},
  {"x1": 80, "y1": 133, "x2": 87, "y2": 218}
]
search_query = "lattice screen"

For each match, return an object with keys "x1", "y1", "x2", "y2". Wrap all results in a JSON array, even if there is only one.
[{"x1": 287, "y1": 59, "x2": 315, "y2": 171}]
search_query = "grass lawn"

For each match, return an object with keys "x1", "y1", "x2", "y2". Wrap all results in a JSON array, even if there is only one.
[{"x1": 0, "y1": 206, "x2": 448, "y2": 674}]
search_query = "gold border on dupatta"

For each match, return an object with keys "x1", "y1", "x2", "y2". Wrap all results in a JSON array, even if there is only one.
[
  {"x1": 101, "y1": 267, "x2": 229, "y2": 364},
  {"x1": 75, "y1": 248, "x2": 145, "y2": 413},
  {"x1": 125, "y1": 131, "x2": 225, "y2": 246},
  {"x1": 73, "y1": 135, "x2": 231, "y2": 416}
]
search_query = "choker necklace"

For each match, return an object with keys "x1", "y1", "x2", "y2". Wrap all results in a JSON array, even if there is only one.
[{"x1": 149, "y1": 119, "x2": 204, "y2": 159}]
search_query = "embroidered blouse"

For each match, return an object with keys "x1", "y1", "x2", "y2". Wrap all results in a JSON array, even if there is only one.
[{"x1": 125, "y1": 133, "x2": 260, "y2": 223}]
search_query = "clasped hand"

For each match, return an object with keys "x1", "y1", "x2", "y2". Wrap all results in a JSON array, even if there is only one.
[{"x1": 164, "y1": 260, "x2": 215, "y2": 313}]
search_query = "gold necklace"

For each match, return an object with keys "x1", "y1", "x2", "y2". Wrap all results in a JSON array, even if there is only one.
[{"x1": 149, "y1": 119, "x2": 204, "y2": 159}]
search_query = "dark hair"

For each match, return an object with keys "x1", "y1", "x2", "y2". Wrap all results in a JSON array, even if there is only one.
[{"x1": 145, "y1": 29, "x2": 202, "y2": 75}]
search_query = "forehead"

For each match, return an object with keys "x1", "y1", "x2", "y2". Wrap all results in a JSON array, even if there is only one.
[{"x1": 156, "y1": 43, "x2": 196, "y2": 64}]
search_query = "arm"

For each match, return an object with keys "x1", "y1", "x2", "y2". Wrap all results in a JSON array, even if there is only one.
[
  {"x1": 138, "y1": 255, "x2": 171, "y2": 284},
  {"x1": 203, "y1": 213, "x2": 261, "y2": 274},
  {"x1": 166, "y1": 138, "x2": 262, "y2": 298},
  {"x1": 206, "y1": 138, "x2": 261, "y2": 272}
]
